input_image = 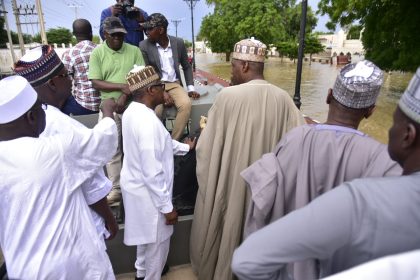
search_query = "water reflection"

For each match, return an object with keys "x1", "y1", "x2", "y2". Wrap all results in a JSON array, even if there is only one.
[{"x1": 196, "y1": 53, "x2": 413, "y2": 144}]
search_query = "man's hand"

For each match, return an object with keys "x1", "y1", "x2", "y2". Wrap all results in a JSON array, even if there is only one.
[
  {"x1": 163, "y1": 91, "x2": 175, "y2": 107},
  {"x1": 111, "y1": 3, "x2": 123, "y2": 16},
  {"x1": 184, "y1": 137, "x2": 197, "y2": 150},
  {"x1": 188, "y1": 91, "x2": 200, "y2": 100},
  {"x1": 121, "y1": 84, "x2": 131, "y2": 96},
  {"x1": 101, "y1": 98, "x2": 117, "y2": 119},
  {"x1": 105, "y1": 216, "x2": 119, "y2": 240},
  {"x1": 164, "y1": 209, "x2": 178, "y2": 225}
]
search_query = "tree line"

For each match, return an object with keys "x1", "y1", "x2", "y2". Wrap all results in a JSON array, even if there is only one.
[
  {"x1": 0, "y1": 18, "x2": 100, "y2": 47},
  {"x1": 197, "y1": 0, "x2": 324, "y2": 62}
]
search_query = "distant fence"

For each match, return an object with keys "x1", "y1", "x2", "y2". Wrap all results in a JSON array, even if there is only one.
[{"x1": 0, "y1": 43, "x2": 73, "y2": 75}]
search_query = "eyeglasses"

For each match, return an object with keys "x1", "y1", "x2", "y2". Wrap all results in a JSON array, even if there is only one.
[
  {"x1": 150, "y1": 83, "x2": 165, "y2": 91},
  {"x1": 55, "y1": 73, "x2": 71, "y2": 78}
]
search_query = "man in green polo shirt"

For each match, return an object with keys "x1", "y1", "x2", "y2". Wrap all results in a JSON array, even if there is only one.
[{"x1": 89, "y1": 16, "x2": 144, "y2": 204}]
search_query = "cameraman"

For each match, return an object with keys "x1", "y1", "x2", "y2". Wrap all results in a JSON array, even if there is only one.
[{"x1": 100, "y1": 0, "x2": 148, "y2": 47}]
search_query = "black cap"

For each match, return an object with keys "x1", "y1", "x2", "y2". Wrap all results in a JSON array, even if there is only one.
[
  {"x1": 141, "y1": 13, "x2": 168, "y2": 29},
  {"x1": 102, "y1": 16, "x2": 127, "y2": 34}
]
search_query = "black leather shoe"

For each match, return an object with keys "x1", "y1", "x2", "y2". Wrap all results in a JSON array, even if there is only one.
[
  {"x1": 162, "y1": 264, "x2": 170, "y2": 276},
  {"x1": 134, "y1": 277, "x2": 144, "y2": 280}
]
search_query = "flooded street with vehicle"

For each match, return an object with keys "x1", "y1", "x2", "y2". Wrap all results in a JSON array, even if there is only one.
[{"x1": 196, "y1": 53, "x2": 414, "y2": 144}]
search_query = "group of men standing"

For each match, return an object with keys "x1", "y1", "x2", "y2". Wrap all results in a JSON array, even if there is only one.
[{"x1": 1, "y1": 1, "x2": 420, "y2": 279}]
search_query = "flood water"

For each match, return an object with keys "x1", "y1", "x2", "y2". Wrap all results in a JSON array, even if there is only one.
[{"x1": 196, "y1": 53, "x2": 414, "y2": 144}]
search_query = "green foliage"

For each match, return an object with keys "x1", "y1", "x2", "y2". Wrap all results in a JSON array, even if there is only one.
[
  {"x1": 318, "y1": 0, "x2": 420, "y2": 71},
  {"x1": 46, "y1": 27, "x2": 72, "y2": 44},
  {"x1": 305, "y1": 34, "x2": 324, "y2": 55},
  {"x1": 32, "y1": 33, "x2": 41, "y2": 43},
  {"x1": 0, "y1": 17, "x2": 8, "y2": 48},
  {"x1": 199, "y1": 0, "x2": 318, "y2": 61},
  {"x1": 92, "y1": 35, "x2": 101, "y2": 44},
  {"x1": 346, "y1": 24, "x2": 362, "y2": 40},
  {"x1": 0, "y1": 18, "x2": 33, "y2": 47},
  {"x1": 282, "y1": 3, "x2": 318, "y2": 41},
  {"x1": 276, "y1": 41, "x2": 298, "y2": 60},
  {"x1": 184, "y1": 40, "x2": 192, "y2": 49},
  {"x1": 199, "y1": 0, "x2": 288, "y2": 61}
]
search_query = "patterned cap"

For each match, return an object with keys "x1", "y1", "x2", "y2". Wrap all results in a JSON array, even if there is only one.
[
  {"x1": 102, "y1": 16, "x2": 127, "y2": 34},
  {"x1": 0, "y1": 76, "x2": 37, "y2": 124},
  {"x1": 231, "y1": 38, "x2": 267, "y2": 63},
  {"x1": 332, "y1": 60, "x2": 383, "y2": 109},
  {"x1": 399, "y1": 67, "x2": 420, "y2": 124},
  {"x1": 14, "y1": 45, "x2": 64, "y2": 87},
  {"x1": 126, "y1": 65, "x2": 160, "y2": 92},
  {"x1": 141, "y1": 13, "x2": 168, "y2": 29}
]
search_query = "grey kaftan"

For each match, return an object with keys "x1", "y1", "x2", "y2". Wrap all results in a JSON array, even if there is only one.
[
  {"x1": 241, "y1": 124, "x2": 401, "y2": 279},
  {"x1": 232, "y1": 172, "x2": 420, "y2": 280},
  {"x1": 190, "y1": 80, "x2": 304, "y2": 280}
]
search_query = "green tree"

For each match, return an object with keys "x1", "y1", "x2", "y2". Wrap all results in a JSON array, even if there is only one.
[
  {"x1": 318, "y1": 0, "x2": 420, "y2": 71},
  {"x1": 184, "y1": 40, "x2": 192, "y2": 49},
  {"x1": 46, "y1": 27, "x2": 72, "y2": 44},
  {"x1": 92, "y1": 35, "x2": 101, "y2": 44},
  {"x1": 199, "y1": 0, "x2": 286, "y2": 61},
  {"x1": 282, "y1": 3, "x2": 318, "y2": 41},
  {"x1": 276, "y1": 41, "x2": 298, "y2": 62},
  {"x1": 32, "y1": 33, "x2": 41, "y2": 43},
  {"x1": 305, "y1": 34, "x2": 324, "y2": 64},
  {"x1": 0, "y1": 17, "x2": 9, "y2": 48},
  {"x1": 346, "y1": 24, "x2": 362, "y2": 40}
]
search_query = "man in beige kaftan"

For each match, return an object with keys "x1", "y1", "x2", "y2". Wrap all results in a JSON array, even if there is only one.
[{"x1": 190, "y1": 38, "x2": 304, "y2": 280}]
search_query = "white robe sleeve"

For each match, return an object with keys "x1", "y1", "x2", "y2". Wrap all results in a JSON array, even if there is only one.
[
  {"x1": 61, "y1": 117, "x2": 117, "y2": 193},
  {"x1": 231, "y1": 184, "x2": 355, "y2": 280},
  {"x1": 172, "y1": 139, "x2": 190, "y2": 156}
]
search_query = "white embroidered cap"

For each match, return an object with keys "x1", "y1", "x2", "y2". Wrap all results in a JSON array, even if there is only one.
[
  {"x1": 333, "y1": 60, "x2": 383, "y2": 109},
  {"x1": 232, "y1": 38, "x2": 267, "y2": 63},
  {"x1": 0, "y1": 75, "x2": 37, "y2": 124},
  {"x1": 399, "y1": 67, "x2": 420, "y2": 124},
  {"x1": 126, "y1": 65, "x2": 161, "y2": 92}
]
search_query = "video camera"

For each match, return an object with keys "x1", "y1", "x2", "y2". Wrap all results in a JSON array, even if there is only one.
[{"x1": 116, "y1": 0, "x2": 138, "y2": 19}]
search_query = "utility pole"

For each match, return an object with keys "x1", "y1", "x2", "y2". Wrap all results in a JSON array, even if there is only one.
[
  {"x1": 183, "y1": 0, "x2": 199, "y2": 72},
  {"x1": 293, "y1": 0, "x2": 308, "y2": 110},
  {"x1": 1, "y1": 0, "x2": 17, "y2": 64},
  {"x1": 11, "y1": 0, "x2": 25, "y2": 55},
  {"x1": 170, "y1": 19, "x2": 182, "y2": 37},
  {"x1": 68, "y1": 2, "x2": 82, "y2": 20},
  {"x1": 35, "y1": 0, "x2": 47, "y2": 44}
]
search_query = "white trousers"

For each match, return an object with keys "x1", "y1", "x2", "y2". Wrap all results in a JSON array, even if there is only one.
[{"x1": 135, "y1": 238, "x2": 170, "y2": 280}]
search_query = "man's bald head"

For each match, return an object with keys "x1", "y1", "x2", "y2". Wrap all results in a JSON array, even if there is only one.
[{"x1": 72, "y1": 19, "x2": 92, "y2": 41}]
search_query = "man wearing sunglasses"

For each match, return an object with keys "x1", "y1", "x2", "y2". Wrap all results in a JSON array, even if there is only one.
[
  {"x1": 89, "y1": 16, "x2": 145, "y2": 204},
  {"x1": 121, "y1": 65, "x2": 195, "y2": 279},
  {"x1": 140, "y1": 13, "x2": 200, "y2": 141}
]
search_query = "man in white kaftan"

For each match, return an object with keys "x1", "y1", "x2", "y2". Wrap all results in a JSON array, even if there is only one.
[
  {"x1": 0, "y1": 76, "x2": 118, "y2": 279},
  {"x1": 232, "y1": 67, "x2": 420, "y2": 280},
  {"x1": 121, "y1": 65, "x2": 195, "y2": 280},
  {"x1": 13, "y1": 45, "x2": 118, "y2": 249},
  {"x1": 190, "y1": 39, "x2": 304, "y2": 280},
  {"x1": 42, "y1": 106, "x2": 114, "y2": 248}
]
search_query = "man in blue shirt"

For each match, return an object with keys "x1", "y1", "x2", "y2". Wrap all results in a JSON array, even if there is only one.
[{"x1": 100, "y1": 0, "x2": 148, "y2": 47}]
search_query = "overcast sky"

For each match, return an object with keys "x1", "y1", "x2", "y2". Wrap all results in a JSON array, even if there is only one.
[{"x1": 2, "y1": 0, "x2": 330, "y2": 41}]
